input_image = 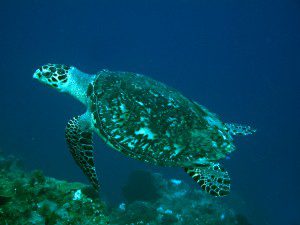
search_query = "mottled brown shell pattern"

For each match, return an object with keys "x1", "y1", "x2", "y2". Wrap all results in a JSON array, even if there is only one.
[{"x1": 87, "y1": 70, "x2": 234, "y2": 166}]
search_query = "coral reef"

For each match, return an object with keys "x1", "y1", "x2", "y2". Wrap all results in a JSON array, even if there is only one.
[
  {"x1": 0, "y1": 151, "x2": 109, "y2": 225},
  {"x1": 0, "y1": 150, "x2": 252, "y2": 225},
  {"x1": 110, "y1": 171, "x2": 253, "y2": 225}
]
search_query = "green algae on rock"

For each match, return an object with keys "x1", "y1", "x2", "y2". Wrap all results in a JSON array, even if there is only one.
[
  {"x1": 0, "y1": 151, "x2": 254, "y2": 225},
  {"x1": 0, "y1": 152, "x2": 109, "y2": 225}
]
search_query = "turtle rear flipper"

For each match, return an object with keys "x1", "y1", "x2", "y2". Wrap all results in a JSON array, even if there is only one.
[
  {"x1": 184, "y1": 163, "x2": 230, "y2": 197},
  {"x1": 65, "y1": 115, "x2": 100, "y2": 191},
  {"x1": 226, "y1": 123, "x2": 256, "y2": 136}
]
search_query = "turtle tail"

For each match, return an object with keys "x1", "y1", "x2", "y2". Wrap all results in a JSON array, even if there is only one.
[{"x1": 225, "y1": 123, "x2": 256, "y2": 136}]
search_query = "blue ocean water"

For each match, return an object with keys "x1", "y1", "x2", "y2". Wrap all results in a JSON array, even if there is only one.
[{"x1": 0, "y1": 0, "x2": 299, "y2": 224}]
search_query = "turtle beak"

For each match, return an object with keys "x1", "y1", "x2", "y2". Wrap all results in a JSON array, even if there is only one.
[
  {"x1": 33, "y1": 73, "x2": 38, "y2": 79},
  {"x1": 33, "y1": 69, "x2": 41, "y2": 80}
]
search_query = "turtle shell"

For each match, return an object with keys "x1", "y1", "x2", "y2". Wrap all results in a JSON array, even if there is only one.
[{"x1": 87, "y1": 70, "x2": 234, "y2": 166}]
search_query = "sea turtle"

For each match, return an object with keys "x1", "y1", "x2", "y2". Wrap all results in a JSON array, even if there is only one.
[{"x1": 33, "y1": 64, "x2": 255, "y2": 197}]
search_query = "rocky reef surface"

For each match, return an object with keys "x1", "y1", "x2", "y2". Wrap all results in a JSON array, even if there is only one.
[
  {"x1": 0, "y1": 150, "x2": 252, "y2": 225},
  {"x1": 0, "y1": 151, "x2": 109, "y2": 225},
  {"x1": 110, "y1": 170, "x2": 252, "y2": 225}
]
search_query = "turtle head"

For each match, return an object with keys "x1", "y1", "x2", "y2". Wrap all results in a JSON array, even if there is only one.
[
  {"x1": 33, "y1": 63, "x2": 71, "y2": 91},
  {"x1": 33, "y1": 63, "x2": 95, "y2": 105}
]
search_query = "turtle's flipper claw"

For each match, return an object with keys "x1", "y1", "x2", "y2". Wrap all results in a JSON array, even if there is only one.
[{"x1": 65, "y1": 115, "x2": 100, "y2": 190}]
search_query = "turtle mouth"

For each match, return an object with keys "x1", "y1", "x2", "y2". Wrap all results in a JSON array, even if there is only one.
[
  {"x1": 33, "y1": 69, "x2": 42, "y2": 80},
  {"x1": 33, "y1": 73, "x2": 39, "y2": 80},
  {"x1": 32, "y1": 73, "x2": 40, "y2": 79}
]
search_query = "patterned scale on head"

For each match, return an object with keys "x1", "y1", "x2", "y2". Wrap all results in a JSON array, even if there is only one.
[{"x1": 33, "y1": 63, "x2": 70, "y2": 89}]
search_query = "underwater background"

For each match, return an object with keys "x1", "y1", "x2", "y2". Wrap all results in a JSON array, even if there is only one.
[{"x1": 0, "y1": 0, "x2": 299, "y2": 224}]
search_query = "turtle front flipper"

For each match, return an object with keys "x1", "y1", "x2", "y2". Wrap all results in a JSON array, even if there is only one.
[
  {"x1": 65, "y1": 115, "x2": 100, "y2": 191},
  {"x1": 184, "y1": 163, "x2": 230, "y2": 197}
]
